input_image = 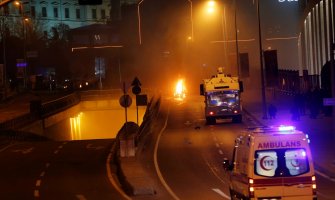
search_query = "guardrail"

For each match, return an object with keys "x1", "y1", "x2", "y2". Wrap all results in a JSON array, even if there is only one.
[
  {"x1": 39, "y1": 93, "x2": 80, "y2": 118},
  {"x1": 0, "y1": 89, "x2": 155, "y2": 131},
  {"x1": 0, "y1": 112, "x2": 38, "y2": 130}
]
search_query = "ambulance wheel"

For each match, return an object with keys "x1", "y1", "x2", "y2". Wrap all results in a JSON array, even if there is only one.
[
  {"x1": 229, "y1": 189, "x2": 238, "y2": 200},
  {"x1": 206, "y1": 117, "x2": 216, "y2": 125}
]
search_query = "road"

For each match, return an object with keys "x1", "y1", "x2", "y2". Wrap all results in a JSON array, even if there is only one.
[
  {"x1": 0, "y1": 139, "x2": 126, "y2": 200},
  {"x1": 0, "y1": 94, "x2": 334, "y2": 199},
  {"x1": 155, "y1": 95, "x2": 335, "y2": 200}
]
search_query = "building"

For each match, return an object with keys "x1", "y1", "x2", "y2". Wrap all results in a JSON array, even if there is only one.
[
  {"x1": 1, "y1": 0, "x2": 137, "y2": 36},
  {"x1": 299, "y1": 0, "x2": 334, "y2": 93}
]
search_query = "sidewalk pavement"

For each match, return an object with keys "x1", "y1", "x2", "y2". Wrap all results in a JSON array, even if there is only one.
[{"x1": 243, "y1": 95, "x2": 335, "y2": 180}]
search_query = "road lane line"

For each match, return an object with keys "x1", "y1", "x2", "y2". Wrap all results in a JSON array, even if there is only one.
[
  {"x1": 54, "y1": 150, "x2": 59, "y2": 154},
  {"x1": 58, "y1": 145, "x2": 63, "y2": 149},
  {"x1": 40, "y1": 171, "x2": 45, "y2": 177},
  {"x1": 315, "y1": 170, "x2": 335, "y2": 182},
  {"x1": 34, "y1": 190, "x2": 40, "y2": 198},
  {"x1": 215, "y1": 143, "x2": 220, "y2": 148},
  {"x1": 0, "y1": 143, "x2": 15, "y2": 153},
  {"x1": 45, "y1": 163, "x2": 50, "y2": 168},
  {"x1": 218, "y1": 150, "x2": 223, "y2": 155},
  {"x1": 36, "y1": 179, "x2": 41, "y2": 187},
  {"x1": 154, "y1": 106, "x2": 180, "y2": 200},
  {"x1": 106, "y1": 146, "x2": 131, "y2": 200},
  {"x1": 212, "y1": 188, "x2": 230, "y2": 199},
  {"x1": 203, "y1": 157, "x2": 226, "y2": 184},
  {"x1": 76, "y1": 194, "x2": 87, "y2": 200}
]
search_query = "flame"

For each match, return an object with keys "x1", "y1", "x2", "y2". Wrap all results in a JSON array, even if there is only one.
[{"x1": 174, "y1": 79, "x2": 186, "y2": 100}]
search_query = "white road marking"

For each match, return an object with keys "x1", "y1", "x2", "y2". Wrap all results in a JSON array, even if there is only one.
[
  {"x1": 54, "y1": 150, "x2": 59, "y2": 154},
  {"x1": 34, "y1": 190, "x2": 40, "y2": 198},
  {"x1": 203, "y1": 157, "x2": 226, "y2": 184},
  {"x1": 35, "y1": 179, "x2": 41, "y2": 187},
  {"x1": 216, "y1": 143, "x2": 220, "y2": 148},
  {"x1": 316, "y1": 170, "x2": 335, "y2": 182},
  {"x1": 213, "y1": 137, "x2": 217, "y2": 141},
  {"x1": 106, "y1": 146, "x2": 131, "y2": 200},
  {"x1": 86, "y1": 143, "x2": 104, "y2": 150},
  {"x1": 184, "y1": 121, "x2": 192, "y2": 126},
  {"x1": 45, "y1": 163, "x2": 50, "y2": 168},
  {"x1": 219, "y1": 150, "x2": 223, "y2": 155},
  {"x1": 0, "y1": 143, "x2": 15, "y2": 153},
  {"x1": 154, "y1": 107, "x2": 180, "y2": 200},
  {"x1": 58, "y1": 145, "x2": 63, "y2": 149},
  {"x1": 212, "y1": 188, "x2": 230, "y2": 199},
  {"x1": 76, "y1": 194, "x2": 87, "y2": 200},
  {"x1": 12, "y1": 147, "x2": 34, "y2": 154},
  {"x1": 40, "y1": 171, "x2": 45, "y2": 177}
]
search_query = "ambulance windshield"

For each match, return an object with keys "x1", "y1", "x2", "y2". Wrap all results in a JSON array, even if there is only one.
[
  {"x1": 254, "y1": 148, "x2": 309, "y2": 177},
  {"x1": 207, "y1": 91, "x2": 239, "y2": 107}
]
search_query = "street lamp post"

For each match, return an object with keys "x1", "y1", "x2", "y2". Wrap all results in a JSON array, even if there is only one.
[
  {"x1": 187, "y1": 0, "x2": 193, "y2": 42},
  {"x1": 15, "y1": 1, "x2": 28, "y2": 88},
  {"x1": 1, "y1": 7, "x2": 7, "y2": 100},
  {"x1": 257, "y1": 0, "x2": 268, "y2": 119},
  {"x1": 137, "y1": 0, "x2": 144, "y2": 45},
  {"x1": 234, "y1": 0, "x2": 240, "y2": 76}
]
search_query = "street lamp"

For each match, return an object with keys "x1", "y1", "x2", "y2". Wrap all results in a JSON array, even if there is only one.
[
  {"x1": 187, "y1": 0, "x2": 193, "y2": 42},
  {"x1": 203, "y1": 0, "x2": 228, "y2": 70}
]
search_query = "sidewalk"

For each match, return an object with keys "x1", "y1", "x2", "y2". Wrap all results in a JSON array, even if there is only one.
[{"x1": 243, "y1": 94, "x2": 335, "y2": 180}]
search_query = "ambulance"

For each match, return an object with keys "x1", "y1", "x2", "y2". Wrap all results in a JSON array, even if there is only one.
[{"x1": 223, "y1": 125, "x2": 317, "y2": 200}]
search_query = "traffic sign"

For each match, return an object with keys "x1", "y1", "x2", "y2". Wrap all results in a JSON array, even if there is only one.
[
  {"x1": 132, "y1": 85, "x2": 141, "y2": 95},
  {"x1": 136, "y1": 94, "x2": 147, "y2": 106},
  {"x1": 323, "y1": 98, "x2": 335, "y2": 106},
  {"x1": 119, "y1": 95, "x2": 132, "y2": 108},
  {"x1": 131, "y1": 77, "x2": 142, "y2": 86}
]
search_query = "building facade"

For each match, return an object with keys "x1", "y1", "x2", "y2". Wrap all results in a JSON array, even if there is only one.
[
  {"x1": 299, "y1": 0, "x2": 334, "y2": 90},
  {"x1": 2, "y1": 0, "x2": 137, "y2": 36}
]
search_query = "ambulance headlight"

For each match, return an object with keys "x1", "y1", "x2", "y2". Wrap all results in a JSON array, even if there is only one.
[{"x1": 278, "y1": 125, "x2": 295, "y2": 132}]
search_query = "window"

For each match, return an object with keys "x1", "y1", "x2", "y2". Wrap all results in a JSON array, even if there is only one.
[
  {"x1": 207, "y1": 91, "x2": 239, "y2": 107},
  {"x1": 76, "y1": 8, "x2": 80, "y2": 19},
  {"x1": 65, "y1": 8, "x2": 69, "y2": 18},
  {"x1": 42, "y1": 7, "x2": 47, "y2": 17},
  {"x1": 101, "y1": 9, "x2": 105, "y2": 19},
  {"x1": 31, "y1": 6, "x2": 35, "y2": 18},
  {"x1": 53, "y1": 7, "x2": 58, "y2": 18},
  {"x1": 255, "y1": 148, "x2": 309, "y2": 177},
  {"x1": 92, "y1": 9, "x2": 96, "y2": 19}
]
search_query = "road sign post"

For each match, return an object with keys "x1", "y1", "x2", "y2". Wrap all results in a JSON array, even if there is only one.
[{"x1": 131, "y1": 77, "x2": 142, "y2": 124}]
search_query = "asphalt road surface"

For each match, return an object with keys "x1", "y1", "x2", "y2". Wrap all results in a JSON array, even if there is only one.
[
  {"x1": 154, "y1": 95, "x2": 335, "y2": 200},
  {"x1": 0, "y1": 139, "x2": 125, "y2": 200}
]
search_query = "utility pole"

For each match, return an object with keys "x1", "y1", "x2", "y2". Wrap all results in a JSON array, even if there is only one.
[
  {"x1": 1, "y1": 7, "x2": 7, "y2": 100},
  {"x1": 257, "y1": 0, "x2": 267, "y2": 119}
]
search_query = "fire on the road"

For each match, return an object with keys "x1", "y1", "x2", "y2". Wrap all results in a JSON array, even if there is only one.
[{"x1": 174, "y1": 79, "x2": 186, "y2": 100}]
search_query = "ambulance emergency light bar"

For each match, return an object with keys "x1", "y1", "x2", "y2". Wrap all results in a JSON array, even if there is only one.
[
  {"x1": 247, "y1": 125, "x2": 296, "y2": 133},
  {"x1": 278, "y1": 125, "x2": 296, "y2": 132}
]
